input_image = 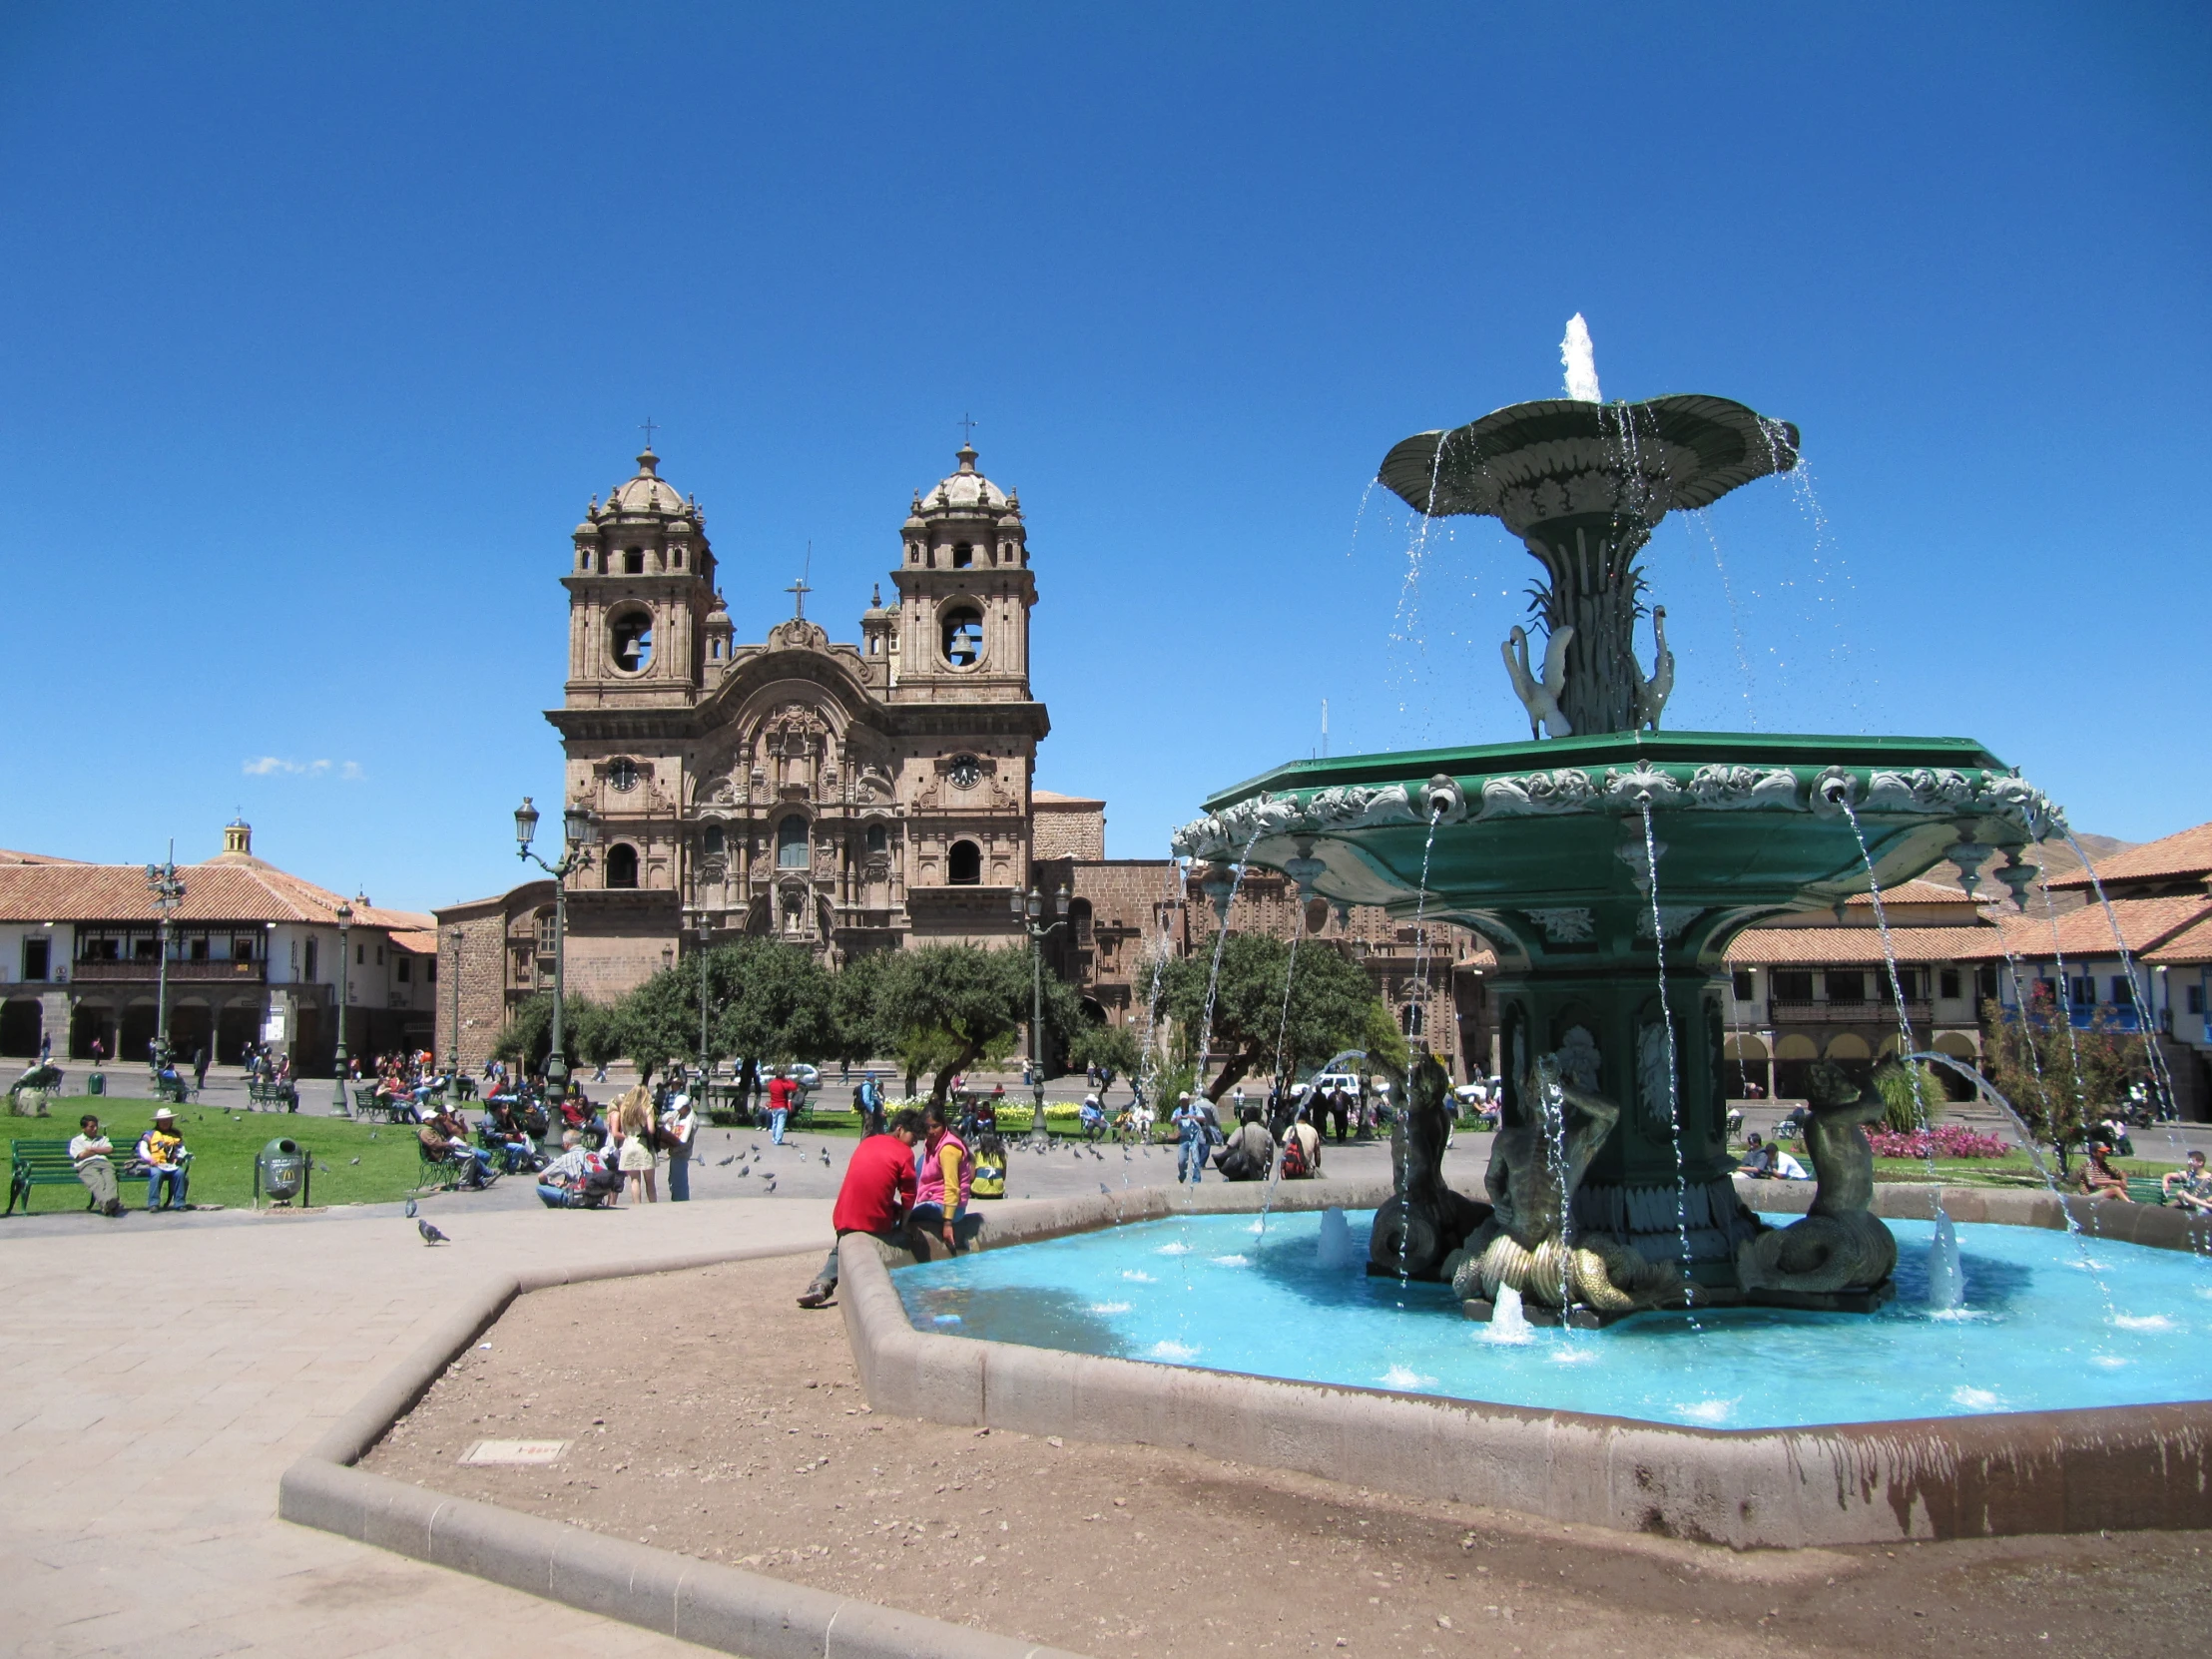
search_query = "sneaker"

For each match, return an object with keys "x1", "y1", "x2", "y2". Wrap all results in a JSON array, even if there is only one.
[{"x1": 796, "y1": 1281, "x2": 834, "y2": 1309}]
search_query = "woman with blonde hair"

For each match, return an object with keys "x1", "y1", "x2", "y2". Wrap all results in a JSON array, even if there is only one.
[{"x1": 614, "y1": 1083, "x2": 659, "y2": 1203}]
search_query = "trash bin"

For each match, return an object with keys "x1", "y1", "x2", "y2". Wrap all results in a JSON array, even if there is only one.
[
  {"x1": 87, "y1": 1071, "x2": 106, "y2": 1096},
  {"x1": 255, "y1": 1137, "x2": 310, "y2": 1207}
]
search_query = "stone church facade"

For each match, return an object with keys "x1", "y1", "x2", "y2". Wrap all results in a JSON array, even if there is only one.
[{"x1": 441, "y1": 441, "x2": 1092, "y2": 1060}]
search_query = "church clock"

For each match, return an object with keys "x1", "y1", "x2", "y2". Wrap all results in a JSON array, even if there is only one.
[{"x1": 948, "y1": 754, "x2": 981, "y2": 791}]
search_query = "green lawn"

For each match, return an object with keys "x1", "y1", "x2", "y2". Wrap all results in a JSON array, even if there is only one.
[
  {"x1": 6, "y1": 1099, "x2": 436, "y2": 1213},
  {"x1": 1865, "y1": 1150, "x2": 2168, "y2": 1190}
]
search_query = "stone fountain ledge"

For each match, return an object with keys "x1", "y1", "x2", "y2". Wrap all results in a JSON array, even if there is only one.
[
  {"x1": 838, "y1": 1181, "x2": 2212, "y2": 1551},
  {"x1": 276, "y1": 1240, "x2": 1089, "y2": 1659}
]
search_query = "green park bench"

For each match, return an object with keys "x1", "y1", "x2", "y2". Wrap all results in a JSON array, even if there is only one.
[
  {"x1": 2125, "y1": 1176, "x2": 2171, "y2": 1205},
  {"x1": 247, "y1": 1080, "x2": 297, "y2": 1112},
  {"x1": 6, "y1": 1135, "x2": 184, "y2": 1216}
]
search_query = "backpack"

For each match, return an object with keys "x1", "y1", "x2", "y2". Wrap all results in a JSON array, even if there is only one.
[{"x1": 1279, "y1": 1132, "x2": 1310, "y2": 1180}]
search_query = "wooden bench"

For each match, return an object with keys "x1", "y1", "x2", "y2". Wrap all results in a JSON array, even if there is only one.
[
  {"x1": 6, "y1": 1135, "x2": 175, "y2": 1216},
  {"x1": 2125, "y1": 1176, "x2": 2172, "y2": 1205}
]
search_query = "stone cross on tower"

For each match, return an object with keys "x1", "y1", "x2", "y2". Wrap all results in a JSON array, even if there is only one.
[{"x1": 786, "y1": 543, "x2": 813, "y2": 618}]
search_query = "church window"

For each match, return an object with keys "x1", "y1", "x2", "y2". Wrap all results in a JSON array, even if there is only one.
[
  {"x1": 609, "y1": 608, "x2": 655, "y2": 673},
  {"x1": 605, "y1": 843, "x2": 640, "y2": 888},
  {"x1": 579, "y1": 552, "x2": 590, "y2": 571},
  {"x1": 941, "y1": 606, "x2": 983, "y2": 668},
  {"x1": 672, "y1": 548, "x2": 684, "y2": 569},
  {"x1": 1400, "y1": 1003, "x2": 1424, "y2": 1037},
  {"x1": 865, "y1": 824, "x2": 888, "y2": 856},
  {"x1": 608, "y1": 758, "x2": 639, "y2": 793},
  {"x1": 704, "y1": 826, "x2": 725, "y2": 856},
  {"x1": 304, "y1": 937, "x2": 317, "y2": 981},
  {"x1": 947, "y1": 840, "x2": 982, "y2": 885},
  {"x1": 778, "y1": 816, "x2": 811, "y2": 869},
  {"x1": 952, "y1": 542, "x2": 974, "y2": 569},
  {"x1": 623, "y1": 548, "x2": 645, "y2": 575}
]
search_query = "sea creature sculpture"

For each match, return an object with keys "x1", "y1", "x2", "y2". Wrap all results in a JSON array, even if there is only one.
[
  {"x1": 1447, "y1": 1055, "x2": 1686, "y2": 1313},
  {"x1": 1629, "y1": 605, "x2": 1674, "y2": 731},
  {"x1": 1734, "y1": 1065, "x2": 1899, "y2": 1295},
  {"x1": 1367, "y1": 1052, "x2": 1489, "y2": 1279},
  {"x1": 1501, "y1": 624, "x2": 1574, "y2": 741}
]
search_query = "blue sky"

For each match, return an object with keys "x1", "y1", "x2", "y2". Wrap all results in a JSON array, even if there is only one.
[{"x1": 2, "y1": 3, "x2": 2206, "y2": 910}]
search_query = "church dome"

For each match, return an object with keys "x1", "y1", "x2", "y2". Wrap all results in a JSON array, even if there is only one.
[
  {"x1": 608, "y1": 448, "x2": 689, "y2": 517},
  {"x1": 920, "y1": 444, "x2": 1009, "y2": 514}
]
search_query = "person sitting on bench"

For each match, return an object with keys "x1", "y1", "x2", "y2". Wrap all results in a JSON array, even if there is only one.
[
  {"x1": 419, "y1": 1106, "x2": 497, "y2": 1189},
  {"x1": 70, "y1": 1114, "x2": 124, "y2": 1218},
  {"x1": 137, "y1": 1108, "x2": 190, "y2": 1211}
]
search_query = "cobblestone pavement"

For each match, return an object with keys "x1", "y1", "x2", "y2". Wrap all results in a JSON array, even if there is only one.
[{"x1": 0, "y1": 1193, "x2": 832, "y2": 1656}]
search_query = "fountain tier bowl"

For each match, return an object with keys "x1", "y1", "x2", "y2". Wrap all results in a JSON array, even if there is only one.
[{"x1": 894, "y1": 1210, "x2": 2212, "y2": 1432}]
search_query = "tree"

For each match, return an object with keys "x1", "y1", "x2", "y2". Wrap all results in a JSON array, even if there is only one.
[
  {"x1": 1067, "y1": 1020, "x2": 1141, "y2": 1083},
  {"x1": 1871, "y1": 1059, "x2": 1947, "y2": 1134},
  {"x1": 1160, "y1": 935, "x2": 1386, "y2": 1103},
  {"x1": 830, "y1": 946, "x2": 895, "y2": 1068},
  {"x1": 713, "y1": 937, "x2": 838, "y2": 1071},
  {"x1": 1980, "y1": 993, "x2": 2144, "y2": 1175},
  {"x1": 870, "y1": 944, "x2": 1078, "y2": 1106},
  {"x1": 491, "y1": 993, "x2": 616, "y2": 1072}
]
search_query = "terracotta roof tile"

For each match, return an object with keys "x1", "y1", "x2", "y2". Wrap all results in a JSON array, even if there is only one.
[
  {"x1": 1991, "y1": 894, "x2": 2212, "y2": 959},
  {"x1": 0, "y1": 859, "x2": 433, "y2": 931},
  {"x1": 2145, "y1": 915, "x2": 2212, "y2": 965},
  {"x1": 2046, "y1": 821, "x2": 2212, "y2": 890},
  {"x1": 1725, "y1": 926, "x2": 2004, "y2": 966}
]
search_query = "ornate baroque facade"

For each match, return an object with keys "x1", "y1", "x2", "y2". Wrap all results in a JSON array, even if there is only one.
[{"x1": 441, "y1": 441, "x2": 1074, "y2": 1059}]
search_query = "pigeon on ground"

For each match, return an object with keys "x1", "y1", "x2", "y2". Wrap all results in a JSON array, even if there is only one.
[
  {"x1": 820, "y1": 1148, "x2": 831, "y2": 1166},
  {"x1": 737, "y1": 1165, "x2": 751, "y2": 1178},
  {"x1": 417, "y1": 1218, "x2": 450, "y2": 1245},
  {"x1": 349, "y1": 1157, "x2": 361, "y2": 1166},
  {"x1": 314, "y1": 1161, "x2": 330, "y2": 1173},
  {"x1": 1098, "y1": 1183, "x2": 1110, "y2": 1195},
  {"x1": 404, "y1": 1198, "x2": 418, "y2": 1218},
  {"x1": 762, "y1": 1177, "x2": 777, "y2": 1194},
  {"x1": 718, "y1": 1155, "x2": 737, "y2": 1166},
  {"x1": 368, "y1": 1131, "x2": 379, "y2": 1141},
  {"x1": 1089, "y1": 1147, "x2": 1102, "y2": 1160},
  {"x1": 750, "y1": 1143, "x2": 762, "y2": 1154}
]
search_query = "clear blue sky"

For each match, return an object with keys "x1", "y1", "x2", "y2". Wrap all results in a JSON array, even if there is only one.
[{"x1": 2, "y1": 3, "x2": 2205, "y2": 910}]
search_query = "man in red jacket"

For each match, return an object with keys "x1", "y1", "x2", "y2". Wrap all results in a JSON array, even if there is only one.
[{"x1": 797, "y1": 1109, "x2": 924, "y2": 1308}]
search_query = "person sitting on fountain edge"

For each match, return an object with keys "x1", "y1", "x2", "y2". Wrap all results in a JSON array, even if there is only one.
[
  {"x1": 1214, "y1": 1102, "x2": 1275, "y2": 1181},
  {"x1": 2163, "y1": 1148, "x2": 2212, "y2": 1214},
  {"x1": 797, "y1": 1109, "x2": 925, "y2": 1309},
  {"x1": 1737, "y1": 1132, "x2": 1808, "y2": 1181}
]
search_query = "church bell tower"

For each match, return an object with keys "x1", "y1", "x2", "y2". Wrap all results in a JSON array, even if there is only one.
[
  {"x1": 564, "y1": 447, "x2": 721, "y2": 710},
  {"x1": 890, "y1": 444, "x2": 1034, "y2": 704}
]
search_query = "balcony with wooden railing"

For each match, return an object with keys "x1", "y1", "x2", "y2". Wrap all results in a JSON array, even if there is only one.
[{"x1": 68, "y1": 958, "x2": 267, "y2": 984}]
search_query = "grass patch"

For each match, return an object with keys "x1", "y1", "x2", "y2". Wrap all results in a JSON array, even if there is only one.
[
  {"x1": 6, "y1": 1098, "x2": 434, "y2": 1212},
  {"x1": 1867, "y1": 1151, "x2": 2168, "y2": 1190}
]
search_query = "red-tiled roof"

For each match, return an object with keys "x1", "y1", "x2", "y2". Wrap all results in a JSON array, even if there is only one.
[
  {"x1": 0, "y1": 856, "x2": 432, "y2": 931},
  {"x1": 0, "y1": 847, "x2": 80, "y2": 864},
  {"x1": 2046, "y1": 821, "x2": 2212, "y2": 891},
  {"x1": 1725, "y1": 926, "x2": 2004, "y2": 966},
  {"x1": 1991, "y1": 894, "x2": 2212, "y2": 960},
  {"x1": 387, "y1": 928, "x2": 440, "y2": 954},
  {"x1": 1845, "y1": 877, "x2": 1970, "y2": 906},
  {"x1": 1032, "y1": 791, "x2": 1106, "y2": 807},
  {"x1": 2145, "y1": 915, "x2": 2212, "y2": 965}
]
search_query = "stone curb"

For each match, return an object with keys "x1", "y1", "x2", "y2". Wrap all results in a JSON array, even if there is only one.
[
  {"x1": 278, "y1": 1241, "x2": 1090, "y2": 1659},
  {"x1": 838, "y1": 1181, "x2": 2212, "y2": 1548}
]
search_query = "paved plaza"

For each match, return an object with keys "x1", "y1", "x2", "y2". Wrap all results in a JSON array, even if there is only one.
[{"x1": 0, "y1": 1091, "x2": 1439, "y2": 1655}]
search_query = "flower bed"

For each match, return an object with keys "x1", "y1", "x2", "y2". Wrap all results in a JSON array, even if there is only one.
[{"x1": 1867, "y1": 1124, "x2": 2011, "y2": 1160}]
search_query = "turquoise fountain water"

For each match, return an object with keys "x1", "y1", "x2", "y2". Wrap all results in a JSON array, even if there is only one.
[{"x1": 894, "y1": 1209, "x2": 2212, "y2": 1430}]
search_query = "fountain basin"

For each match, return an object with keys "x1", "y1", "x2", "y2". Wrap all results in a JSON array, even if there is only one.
[
  {"x1": 833, "y1": 1183, "x2": 2212, "y2": 1546},
  {"x1": 893, "y1": 1208, "x2": 2212, "y2": 1430}
]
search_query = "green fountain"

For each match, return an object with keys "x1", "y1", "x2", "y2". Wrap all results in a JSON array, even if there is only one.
[{"x1": 1174, "y1": 333, "x2": 2062, "y2": 1322}]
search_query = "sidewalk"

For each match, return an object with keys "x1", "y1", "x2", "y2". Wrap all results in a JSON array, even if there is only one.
[{"x1": 0, "y1": 1193, "x2": 831, "y2": 1656}]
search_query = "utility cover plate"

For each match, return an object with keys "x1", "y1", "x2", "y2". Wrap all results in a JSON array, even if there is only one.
[{"x1": 460, "y1": 1438, "x2": 569, "y2": 1465}]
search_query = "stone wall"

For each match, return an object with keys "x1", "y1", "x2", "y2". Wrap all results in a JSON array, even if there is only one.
[{"x1": 1032, "y1": 796, "x2": 1106, "y2": 860}]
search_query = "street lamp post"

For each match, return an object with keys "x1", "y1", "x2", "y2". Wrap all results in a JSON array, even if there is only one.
[
  {"x1": 515, "y1": 796, "x2": 598, "y2": 1106},
  {"x1": 1010, "y1": 881, "x2": 1072, "y2": 1144},
  {"x1": 144, "y1": 845, "x2": 186, "y2": 1085},
  {"x1": 332, "y1": 900, "x2": 353, "y2": 1113},
  {"x1": 694, "y1": 910, "x2": 716, "y2": 1084}
]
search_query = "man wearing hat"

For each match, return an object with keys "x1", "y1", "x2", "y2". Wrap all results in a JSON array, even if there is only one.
[{"x1": 137, "y1": 1109, "x2": 190, "y2": 1211}]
